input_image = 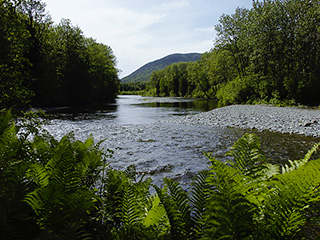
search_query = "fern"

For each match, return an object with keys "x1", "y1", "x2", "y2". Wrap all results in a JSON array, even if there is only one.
[
  {"x1": 153, "y1": 178, "x2": 192, "y2": 239},
  {"x1": 0, "y1": 110, "x2": 35, "y2": 239},
  {"x1": 143, "y1": 194, "x2": 167, "y2": 228},
  {"x1": 258, "y1": 142, "x2": 320, "y2": 239},
  {"x1": 119, "y1": 181, "x2": 144, "y2": 225},
  {"x1": 153, "y1": 184, "x2": 184, "y2": 240},
  {"x1": 262, "y1": 158, "x2": 320, "y2": 239},
  {"x1": 0, "y1": 109, "x2": 14, "y2": 135},
  {"x1": 189, "y1": 170, "x2": 210, "y2": 239},
  {"x1": 165, "y1": 178, "x2": 191, "y2": 227},
  {"x1": 204, "y1": 157, "x2": 258, "y2": 239},
  {"x1": 220, "y1": 134, "x2": 320, "y2": 239},
  {"x1": 24, "y1": 134, "x2": 102, "y2": 237},
  {"x1": 281, "y1": 142, "x2": 320, "y2": 174},
  {"x1": 59, "y1": 222, "x2": 92, "y2": 240},
  {"x1": 116, "y1": 181, "x2": 150, "y2": 240},
  {"x1": 226, "y1": 133, "x2": 268, "y2": 179}
]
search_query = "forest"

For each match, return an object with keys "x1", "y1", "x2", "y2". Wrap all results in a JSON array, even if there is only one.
[
  {"x1": 146, "y1": 0, "x2": 320, "y2": 106},
  {"x1": 121, "y1": 53, "x2": 201, "y2": 84},
  {"x1": 0, "y1": 0, "x2": 119, "y2": 109}
]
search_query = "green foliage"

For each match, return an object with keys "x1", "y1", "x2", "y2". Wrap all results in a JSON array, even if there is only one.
[
  {"x1": 189, "y1": 170, "x2": 210, "y2": 239},
  {"x1": 24, "y1": 134, "x2": 101, "y2": 233},
  {"x1": 121, "y1": 53, "x2": 201, "y2": 83},
  {"x1": 0, "y1": 0, "x2": 34, "y2": 108},
  {"x1": 225, "y1": 133, "x2": 268, "y2": 178},
  {"x1": 142, "y1": 194, "x2": 167, "y2": 228},
  {"x1": 203, "y1": 133, "x2": 320, "y2": 239},
  {"x1": 147, "y1": 0, "x2": 320, "y2": 106},
  {"x1": 205, "y1": 158, "x2": 258, "y2": 239},
  {"x1": 146, "y1": 62, "x2": 195, "y2": 98},
  {"x1": 35, "y1": 19, "x2": 119, "y2": 106},
  {"x1": 120, "y1": 81, "x2": 147, "y2": 95},
  {"x1": 0, "y1": 0, "x2": 119, "y2": 109},
  {"x1": 0, "y1": 110, "x2": 40, "y2": 239},
  {"x1": 155, "y1": 178, "x2": 191, "y2": 239}
]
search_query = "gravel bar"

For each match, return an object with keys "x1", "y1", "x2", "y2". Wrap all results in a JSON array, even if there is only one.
[{"x1": 166, "y1": 105, "x2": 320, "y2": 138}]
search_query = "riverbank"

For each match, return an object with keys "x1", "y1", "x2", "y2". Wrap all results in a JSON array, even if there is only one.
[{"x1": 166, "y1": 105, "x2": 320, "y2": 138}]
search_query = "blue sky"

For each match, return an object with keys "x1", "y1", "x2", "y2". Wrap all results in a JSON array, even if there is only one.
[{"x1": 44, "y1": 0, "x2": 253, "y2": 77}]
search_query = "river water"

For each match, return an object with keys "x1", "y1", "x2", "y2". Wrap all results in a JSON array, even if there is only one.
[{"x1": 44, "y1": 95, "x2": 319, "y2": 187}]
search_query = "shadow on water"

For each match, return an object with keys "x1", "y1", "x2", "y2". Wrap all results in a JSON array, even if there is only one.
[
  {"x1": 139, "y1": 98, "x2": 219, "y2": 114},
  {"x1": 46, "y1": 102, "x2": 118, "y2": 121}
]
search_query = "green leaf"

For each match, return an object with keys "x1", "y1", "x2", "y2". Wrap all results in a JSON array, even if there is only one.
[{"x1": 143, "y1": 194, "x2": 166, "y2": 227}]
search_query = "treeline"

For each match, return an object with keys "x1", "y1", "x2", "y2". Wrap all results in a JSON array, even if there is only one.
[
  {"x1": 147, "y1": 0, "x2": 320, "y2": 105},
  {"x1": 1, "y1": 110, "x2": 319, "y2": 239},
  {"x1": 0, "y1": 0, "x2": 119, "y2": 109},
  {"x1": 120, "y1": 81, "x2": 147, "y2": 92}
]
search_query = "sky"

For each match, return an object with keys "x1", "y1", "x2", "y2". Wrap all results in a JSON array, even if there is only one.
[{"x1": 43, "y1": 0, "x2": 253, "y2": 78}]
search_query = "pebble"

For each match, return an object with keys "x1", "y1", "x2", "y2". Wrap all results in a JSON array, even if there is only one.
[{"x1": 165, "y1": 105, "x2": 320, "y2": 138}]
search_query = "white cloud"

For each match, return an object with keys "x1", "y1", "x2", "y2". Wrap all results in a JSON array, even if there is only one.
[
  {"x1": 160, "y1": 0, "x2": 190, "y2": 10},
  {"x1": 196, "y1": 26, "x2": 215, "y2": 33}
]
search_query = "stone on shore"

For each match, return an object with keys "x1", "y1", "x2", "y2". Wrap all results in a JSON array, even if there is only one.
[{"x1": 166, "y1": 105, "x2": 320, "y2": 138}]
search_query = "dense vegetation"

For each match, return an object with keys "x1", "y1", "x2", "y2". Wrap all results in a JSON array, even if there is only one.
[
  {"x1": 121, "y1": 53, "x2": 201, "y2": 83},
  {"x1": 146, "y1": 0, "x2": 320, "y2": 106},
  {"x1": 119, "y1": 81, "x2": 147, "y2": 95},
  {"x1": 1, "y1": 109, "x2": 319, "y2": 239},
  {"x1": 120, "y1": 53, "x2": 201, "y2": 94},
  {"x1": 0, "y1": 0, "x2": 119, "y2": 109}
]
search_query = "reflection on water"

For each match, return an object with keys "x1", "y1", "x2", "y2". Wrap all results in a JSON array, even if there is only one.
[
  {"x1": 47, "y1": 95, "x2": 218, "y2": 124},
  {"x1": 44, "y1": 95, "x2": 320, "y2": 187},
  {"x1": 140, "y1": 99, "x2": 219, "y2": 113},
  {"x1": 46, "y1": 102, "x2": 118, "y2": 121}
]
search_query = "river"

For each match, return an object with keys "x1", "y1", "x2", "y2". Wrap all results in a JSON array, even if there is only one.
[{"x1": 44, "y1": 95, "x2": 319, "y2": 187}]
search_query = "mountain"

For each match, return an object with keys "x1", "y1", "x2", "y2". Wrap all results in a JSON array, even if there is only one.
[{"x1": 121, "y1": 53, "x2": 202, "y2": 83}]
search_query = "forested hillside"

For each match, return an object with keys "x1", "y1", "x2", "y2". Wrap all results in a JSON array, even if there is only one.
[
  {"x1": 147, "y1": 0, "x2": 320, "y2": 106},
  {"x1": 121, "y1": 53, "x2": 201, "y2": 83},
  {"x1": 0, "y1": 0, "x2": 119, "y2": 109}
]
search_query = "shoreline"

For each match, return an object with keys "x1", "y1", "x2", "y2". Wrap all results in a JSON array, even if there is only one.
[{"x1": 165, "y1": 105, "x2": 320, "y2": 138}]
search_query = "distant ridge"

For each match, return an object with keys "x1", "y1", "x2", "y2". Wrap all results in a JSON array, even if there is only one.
[{"x1": 121, "y1": 53, "x2": 202, "y2": 83}]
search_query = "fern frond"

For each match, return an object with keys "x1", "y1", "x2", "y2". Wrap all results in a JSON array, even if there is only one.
[
  {"x1": 24, "y1": 189, "x2": 42, "y2": 216},
  {"x1": 262, "y1": 158, "x2": 320, "y2": 239},
  {"x1": 124, "y1": 165, "x2": 137, "y2": 182},
  {"x1": 260, "y1": 163, "x2": 280, "y2": 179},
  {"x1": 65, "y1": 190, "x2": 98, "y2": 214},
  {"x1": 0, "y1": 123, "x2": 19, "y2": 159},
  {"x1": 164, "y1": 178, "x2": 192, "y2": 236},
  {"x1": 0, "y1": 109, "x2": 15, "y2": 135},
  {"x1": 205, "y1": 157, "x2": 258, "y2": 239},
  {"x1": 119, "y1": 181, "x2": 145, "y2": 226},
  {"x1": 226, "y1": 133, "x2": 267, "y2": 178},
  {"x1": 26, "y1": 163, "x2": 49, "y2": 187},
  {"x1": 49, "y1": 157, "x2": 82, "y2": 193},
  {"x1": 143, "y1": 194, "x2": 167, "y2": 228},
  {"x1": 303, "y1": 142, "x2": 320, "y2": 162},
  {"x1": 282, "y1": 142, "x2": 320, "y2": 174},
  {"x1": 189, "y1": 170, "x2": 210, "y2": 239},
  {"x1": 153, "y1": 183, "x2": 187, "y2": 239},
  {"x1": 59, "y1": 221, "x2": 92, "y2": 240}
]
